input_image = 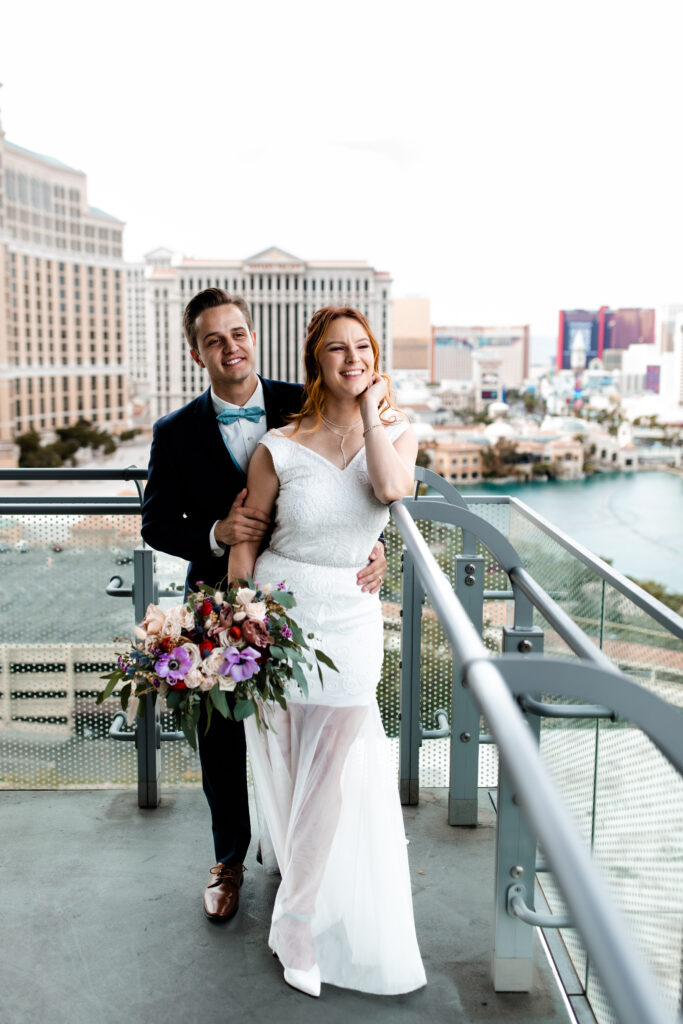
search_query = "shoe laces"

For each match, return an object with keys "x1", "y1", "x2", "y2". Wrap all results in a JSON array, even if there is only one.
[{"x1": 210, "y1": 863, "x2": 246, "y2": 885}]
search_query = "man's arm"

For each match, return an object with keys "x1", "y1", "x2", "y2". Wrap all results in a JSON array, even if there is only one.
[
  {"x1": 213, "y1": 489, "x2": 270, "y2": 548},
  {"x1": 141, "y1": 422, "x2": 271, "y2": 563}
]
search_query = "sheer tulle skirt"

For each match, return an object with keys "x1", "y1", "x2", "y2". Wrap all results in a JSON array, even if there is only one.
[{"x1": 245, "y1": 701, "x2": 426, "y2": 994}]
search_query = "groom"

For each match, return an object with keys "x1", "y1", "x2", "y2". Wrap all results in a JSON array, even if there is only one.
[{"x1": 141, "y1": 288, "x2": 387, "y2": 922}]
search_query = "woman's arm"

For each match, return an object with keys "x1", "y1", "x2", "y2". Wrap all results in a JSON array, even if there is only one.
[
  {"x1": 228, "y1": 444, "x2": 280, "y2": 583},
  {"x1": 359, "y1": 380, "x2": 417, "y2": 503}
]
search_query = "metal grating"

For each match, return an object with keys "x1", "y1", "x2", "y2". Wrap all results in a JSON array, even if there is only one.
[{"x1": 0, "y1": 515, "x2": 200, "y2": 789}]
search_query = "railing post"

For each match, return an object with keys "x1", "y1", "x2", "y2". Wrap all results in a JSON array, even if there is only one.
[
  {"x1": 133, "y1": 546, "x2": 161, "y2": 808},
  {"x1": 449, "y1": 554, "x2": 484, "y2": 825},
  {"x1": 399, "y1": 548, "x2": 423, "y2": 805},
  {"x1": 492, "y1": 626, "x2": 544, "y2": 990},
  {"x1": 0, "y1": 643, "x2": 9, "y2": 729}
]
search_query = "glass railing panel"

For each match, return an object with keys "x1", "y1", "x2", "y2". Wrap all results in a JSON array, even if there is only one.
[
  {"x1": 0, "y1": 511, "x2": 139, "y2": 788},
  {"x1": 0, "y1": 510, "x2": 203, "y2": 789},
  {"x1": 474, "y1": 499, "x2": 683, "y2": 1022},
  {"x1": 382, "y1": 517, "x2": 500, "y2": 787},
  {"x1": 601, "y1": 583, "x2": 683, "y2": 698},
  {"x1": 589, "y1": 719, "x2": 683, "y2": 1021},
  {"x1": 507, "y1": 504, "x2": 606, "y2": 658}
]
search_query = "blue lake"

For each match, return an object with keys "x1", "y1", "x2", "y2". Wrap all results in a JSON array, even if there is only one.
[{"x1": 458, "y1": 471, "x2": 683, "y2": 592}]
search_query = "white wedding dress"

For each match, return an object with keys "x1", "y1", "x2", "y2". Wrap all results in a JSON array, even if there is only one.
[{"x1": 244, "y1": 422, "x2": 426, "y2": 995}]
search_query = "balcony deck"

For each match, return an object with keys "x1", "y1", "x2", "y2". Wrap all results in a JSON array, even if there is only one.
[{"x1": 0, "y1": 786, "x2": 569, "y2": 1024}]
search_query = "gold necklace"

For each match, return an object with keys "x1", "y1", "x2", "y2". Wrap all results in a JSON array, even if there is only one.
[{"x1": 320, "y1": 413, "x2": 363, "y2": 469}]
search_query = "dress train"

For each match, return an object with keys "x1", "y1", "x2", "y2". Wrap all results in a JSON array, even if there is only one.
[{"x1": 246, "y1": 701, "x2": 426, "y2": 994}]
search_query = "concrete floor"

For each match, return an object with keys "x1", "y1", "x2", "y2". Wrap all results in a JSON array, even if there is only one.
[{"x1": 0, "y1": 787, "x2": 570, "y2": 1024}]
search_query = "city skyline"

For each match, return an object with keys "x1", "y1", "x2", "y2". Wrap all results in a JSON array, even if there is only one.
[{"x1": 3, "y1": 0, "x2": 682, "y2": 343}]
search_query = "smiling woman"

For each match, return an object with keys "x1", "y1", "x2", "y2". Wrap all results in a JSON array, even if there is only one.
[{"x1": 226, "y1": 306, "x2": 424, "y2": 998}]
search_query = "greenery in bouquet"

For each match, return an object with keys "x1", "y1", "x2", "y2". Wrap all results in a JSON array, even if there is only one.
[{"x1": 97, "y1": 578, "x2": 336, "y2": 749}]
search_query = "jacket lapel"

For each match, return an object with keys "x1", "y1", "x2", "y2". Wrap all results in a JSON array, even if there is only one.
[{"x1": 262, "y1": 376, "x2": 288, "y2": 430}]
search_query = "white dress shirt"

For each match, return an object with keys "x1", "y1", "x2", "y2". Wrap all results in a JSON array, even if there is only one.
[{"x1": 209, "y1": 380, "x2": 267, "y2": 556}]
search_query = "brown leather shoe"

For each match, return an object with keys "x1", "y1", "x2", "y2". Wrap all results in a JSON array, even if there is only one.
[{"x1": 203, "y1": 863, "x2": 245, "y2": 922}]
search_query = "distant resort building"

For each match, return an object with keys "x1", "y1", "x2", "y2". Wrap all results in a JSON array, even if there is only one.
[
  {"x1": 557, "y1": 307, "x2": 655, "y2": 371},
  {"x1": 430, "y1": 325, "x2": 530, "y2": 410},
  {"x1": 131, "y1": 246, "x2": 392, "y2": 423},
  {"x1": 0, "y1": 105, "x2": 128, "y2": 462}
]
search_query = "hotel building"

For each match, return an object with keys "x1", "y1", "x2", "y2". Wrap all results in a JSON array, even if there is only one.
[
  {"x1": 0, "y1": 112, "x2": 128, "y2": 455},
  {"x1": 430, "y1": 325, "x2": 530, "y2": 407},
  {"x1": 557, "y1": 307, "x2": 655, "y2": 371},
  {"x1": 135, "y1": 246, "x2": 392, "y2": 422}
]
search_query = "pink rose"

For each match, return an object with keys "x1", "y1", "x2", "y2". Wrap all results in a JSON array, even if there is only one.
[
  {"x1": 241, "y1": 618, "x2": 274, "y2": 649},
  {"x1": 160, "y1": 605, "x2": 195, "y2": 640},
  {"x1": 139, "y1": 604, "x2": 165, "y2": 636}
]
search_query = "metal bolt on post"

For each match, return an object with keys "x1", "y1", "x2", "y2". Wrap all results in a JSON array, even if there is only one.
[{"x1": 450, "y1": 554, "x2": 484, "y2": 825}]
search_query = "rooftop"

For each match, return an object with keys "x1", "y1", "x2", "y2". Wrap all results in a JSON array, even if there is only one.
[
  {"x1": 88, "y1": 204, "x2": 125, "y2": 224},
  {"x1": 0, "y1": 786, "x2": 569, "y2": 1024},
  {"x1": 4, "y1": 138, "x2": 84, "y2": 173}
]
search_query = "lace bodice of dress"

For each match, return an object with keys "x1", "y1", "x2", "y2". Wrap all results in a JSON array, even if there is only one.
[{"x1": 259, "y1": 420, "x2": 410, "y2": 567}]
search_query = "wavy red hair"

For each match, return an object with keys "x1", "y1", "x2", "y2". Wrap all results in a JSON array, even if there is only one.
[{"x1": 288, "y1": 307, "x2": 395, "y2": 432}]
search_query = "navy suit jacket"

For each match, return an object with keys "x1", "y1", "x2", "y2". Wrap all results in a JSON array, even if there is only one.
[{"x1": 141, "y1": 378, "x2": 304, "y2": 592}]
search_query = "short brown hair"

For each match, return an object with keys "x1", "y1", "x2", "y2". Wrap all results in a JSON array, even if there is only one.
[{"x1": 182, "y1": 288, "x2": 254, "y2": 350}]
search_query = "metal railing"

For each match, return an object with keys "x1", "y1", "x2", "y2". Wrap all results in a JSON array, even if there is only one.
[
  {"x1": 391, "y1": 497, "x2": 681, "y2": 1024},
  {"x1": 1, "y1": 465, "x2": 681, "y2": 1023}
]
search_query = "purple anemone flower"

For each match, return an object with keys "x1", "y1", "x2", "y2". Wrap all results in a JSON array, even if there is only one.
[
  {"x1": 219, "y1": 646, "x2": 261, "y2": 683},
  {"x1": 155, "y1": 647, "x2": 193, "y2": 682}
]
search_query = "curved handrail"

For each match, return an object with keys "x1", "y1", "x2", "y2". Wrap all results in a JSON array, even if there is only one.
[
  {"x1": 391, "y1": 498, "x2": 674, "y2": 1024},
  {"x1": 413, "y1": 466, "x2": 468, "y2": 507},
  {"x1": 402, "y1": 498, "x2": 524, "y2": 571},
  {"x1": 401, "y1": 498, "x2": 624, "y2": 674},
  {"x1": 494, "y1": 655, "x2": 683, "y2": 775}
]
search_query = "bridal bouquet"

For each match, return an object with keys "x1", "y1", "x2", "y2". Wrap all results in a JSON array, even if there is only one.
[{"x1": 97, "y1": 579, "x2": 335, "y2": 749}]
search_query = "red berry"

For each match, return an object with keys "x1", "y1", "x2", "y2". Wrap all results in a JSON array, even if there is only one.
[{"x1": 229, "y1": 626, "x2": 242, "y2": 640}]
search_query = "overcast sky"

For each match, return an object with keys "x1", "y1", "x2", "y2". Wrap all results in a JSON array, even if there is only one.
[{"x1": 2, "y1": 0, "x2": 682, "y2": 346}]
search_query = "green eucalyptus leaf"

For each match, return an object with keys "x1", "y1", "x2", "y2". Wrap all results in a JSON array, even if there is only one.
[
  {"x1": 292, "y1": 660, "x2": 308, "y2": 699},
  {"x1": 182, "y1": 716, "x2": 198, "y2": 751},
  {"x1": 314, "y1": 649, "x2": 338, "y2": 672},
  {"x1": 97, "y1": 669, "x2": 125, "y2": 705},
  {"x1": 209, "y1": 686, "x2": 229, "y2": 718},
  {"x1": 233, "y1": 698, "x2": 255, "y2": 722}
]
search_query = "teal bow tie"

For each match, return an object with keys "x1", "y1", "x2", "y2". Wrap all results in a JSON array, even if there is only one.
[{"x1": 216, "y1": 406, "x2": 265, "y2": 425}]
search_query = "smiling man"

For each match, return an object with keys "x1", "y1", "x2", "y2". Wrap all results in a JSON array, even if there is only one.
[{"x1": 141, "y1": 288, "x2": 387, "y2": 925}]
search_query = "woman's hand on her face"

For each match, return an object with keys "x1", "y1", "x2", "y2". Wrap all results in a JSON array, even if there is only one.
[{"x1": 358, "y1": 373, "x2": 387, "y2": 409}]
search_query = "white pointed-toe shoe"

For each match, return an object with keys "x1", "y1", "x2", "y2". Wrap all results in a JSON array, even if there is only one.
[{"x1": 283, "y1": 963, "x2": 321, "y2": 998}]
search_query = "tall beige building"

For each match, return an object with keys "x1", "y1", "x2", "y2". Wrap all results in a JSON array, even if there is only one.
[
  {"x1": 392, "y1": 297, "x2": 430, "y2": 370},
  {"x1": 135, "y1": 246, "x2": 392, "y2": 422},
  {"x1": 0, "y1": 108, "x2": 128, "y2": 454}
]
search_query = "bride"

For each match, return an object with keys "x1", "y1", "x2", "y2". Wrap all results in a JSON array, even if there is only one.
[{"x1": 228, "y1": 306, "x2": 426, "y2": 998}]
